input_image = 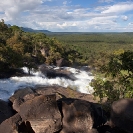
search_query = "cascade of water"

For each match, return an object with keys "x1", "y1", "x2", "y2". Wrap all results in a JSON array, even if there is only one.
[{"x1": 0, "y1": 66, "x2": 94, "y2": 101}]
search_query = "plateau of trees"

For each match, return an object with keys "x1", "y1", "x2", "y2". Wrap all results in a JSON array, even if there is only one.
[{"x1": 48, "y1": 32, "x2": 133, "y2": 66}]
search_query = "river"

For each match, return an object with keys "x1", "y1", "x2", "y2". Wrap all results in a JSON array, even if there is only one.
[{"x1": 0, "y1": 66, "x2": 94, "y2": 101}]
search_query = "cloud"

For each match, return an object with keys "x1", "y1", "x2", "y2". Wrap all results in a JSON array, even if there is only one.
[
  {"x1": 63, "y1": 1, "x2": 67, "y2": 5},
  {"x1": 0, "y1": 0, "x2": 51, "y2": 20},
  {"x1": 63, "y1": 0, "x2": 71, "y2": 5},
  {"x1": 99, "y1": 0, "x2": 114, "y2": 3},
  {"x1": 86, "y1": 16, "x2": 118, "y2": 30},
  {"x1": 0, "y1": 0, "x2": 133, "y2": 32},
  {"x1": 33, "y1": 15, "x2": 118, "y2": 32},
  {"x1": 122, "y1": 16, "x2": 128, "y2": 21},
  {"x1": 102, "y1": 2, "x2": 133, "y2": 14},
  {"x1": 128, "y1": 22, "x2": 133, "y2": 27},
  {"x1": 57, "y1": 22, "x2": 77, "y2": 28}
]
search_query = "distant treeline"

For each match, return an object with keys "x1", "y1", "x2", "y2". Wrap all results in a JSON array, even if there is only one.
[{"x1": 48, "y1": 32, "x2": 133, "y2": 68}]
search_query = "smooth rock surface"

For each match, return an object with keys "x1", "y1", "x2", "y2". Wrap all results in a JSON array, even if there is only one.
[{"x1": 110, "y1": 98, "x2": 133, "y2": 133}]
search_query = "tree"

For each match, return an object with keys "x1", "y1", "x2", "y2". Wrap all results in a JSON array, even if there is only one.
[
  {"x1": 23, "y1": 53, "x2": 37, "y2": 74},
  {"x1": 91, "y1": 50, "x2": 133, "y2": 104},
  {"x1": 0, "y1": 44, "x2": 23, "y2": 70}
]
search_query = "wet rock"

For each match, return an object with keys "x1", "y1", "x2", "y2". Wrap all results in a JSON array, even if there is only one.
[
  {"x1": 0, "y1": 68, "x2": 26, "y2": 79},
  {"x1": 38, "y1": 64, "x2": 76, "y2": 80}
]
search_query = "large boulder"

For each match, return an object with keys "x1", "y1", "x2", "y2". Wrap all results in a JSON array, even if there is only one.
[
  {"x1": 6, "y1": 86, "x2": 108, "y2": 133},
  {"x1": 0, "y1": 113, "x2": 23, "y2": 133},
  {"x1": 0, "y1": 113, "x2": 35, "y2": 133},
  {"x1": 10, "y1": 86, "x2": 95, "y2": 113},
  {"x1": 0, "y1": 100, "x2": 14, "y2": 124},
  {"x1": 9, "y1": 87, "x2": 36, "y2": 103},
  {"x1": 58, "y1": 98, "x2": 107, "y2": 133},
  {"x1": 9, "y1": 87, "x2": 36, "y2": 112},
  {"x1": 110, "y1": 98, "x2": 133, "y2": 133},
  {"x1": 19, "y1": 94, "x2": 62, "y2": 133}
]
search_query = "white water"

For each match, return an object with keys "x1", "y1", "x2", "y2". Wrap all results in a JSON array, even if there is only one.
[{"x1": 0, "y1": 66, "x2": 94, "y2": 101}]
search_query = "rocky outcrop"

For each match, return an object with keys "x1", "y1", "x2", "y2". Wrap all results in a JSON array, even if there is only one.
[
  {"x1": 60, "y1": 98, "x2": 96, "y2": 133},
  {"x1": 0, "y1": 114, "x2": 23, "y2": 133},
  {"x1": 19, "y1": 94, "x2": 62, "y2": 133},
  {"x1": 0, "y1": 86, "x2": 108, "y2": 133},
  {"x1": 0, "y1": 113, "x2": 36, "y2": 133},
  {"x1": 9, "y1": 87, "x2": 36, "y2": 103},
  {"x1": 10, "y1": 87, "x2": 36, "y2": 112},
  {"x1": 1, "y1": 86, "x2": 132, "y2": 133},
  {"x1": 110, "y1": 98, "x2": 133, "y2": 133}
]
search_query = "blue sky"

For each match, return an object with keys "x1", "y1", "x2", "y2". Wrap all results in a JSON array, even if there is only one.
[{"x1": 0, "y1": 0, "x2": 133, "y2": 32}]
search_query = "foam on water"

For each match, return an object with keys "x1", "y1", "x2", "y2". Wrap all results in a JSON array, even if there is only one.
[{"x1": 0, "y1": 66, "x2": 94, "y2": 101}]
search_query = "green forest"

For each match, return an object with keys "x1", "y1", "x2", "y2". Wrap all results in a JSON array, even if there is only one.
[
  {"x1": 48, "y1": 32, "x2": 133, "y2": 68},
  {"x1": 1, "y1": 19, "x2": 133, "y2": 104},
  {"x1": 0, "y1": 20, "x2": 79, "y2": 74}
]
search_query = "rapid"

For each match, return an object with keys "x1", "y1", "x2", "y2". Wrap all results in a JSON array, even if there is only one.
[{"x1": 0, "y1": 66, "x2": 94, "y2": 101}]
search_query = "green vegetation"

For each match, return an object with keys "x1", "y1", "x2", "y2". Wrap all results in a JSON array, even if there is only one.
[
  {"x1": 91, "y1": 51, "x2": 133, "y2": 104},
  {"x1": 48, "y1": 32, "x2": 133, "y2": 67},
  {"x1": 0, "y1": 20, "x2": 79, "y2": 73}
]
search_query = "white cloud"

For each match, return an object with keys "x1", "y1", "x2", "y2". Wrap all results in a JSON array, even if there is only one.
[
  {"x1": 122, "y1": 15, "x2": 128, "y2": 21},
  {"x1": 0, "y1": 0, "x2": 132, "y2": 32},
  {"x1": 63, "y1": 1, "x2": 67, "y2": 5},
  {"x1": 128, "y1": 22, "x2": 133, "y2": 27},
  {"x1": 86, "y1": 16, "x2": 118, "y2": 30},
  {"x1": 0, "y1": 0, "x2": 49, "y2": 20},
  {"x1": 57, "y1": 22, "x2": 77, "y2": 29},
  {"x1": 102, "y1": 2, "x2": 133, "y2": 14},
  {"x1": 99, "y1": 0, "x2": 114, "y2": 3},
  {"x1": 63, "y1": 0, "x2": 71, "y2": 5}
]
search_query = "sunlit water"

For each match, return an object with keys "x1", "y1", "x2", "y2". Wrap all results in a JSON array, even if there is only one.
[{"x1": 0, "y1": 66, "x2": 94, "y2": 101}]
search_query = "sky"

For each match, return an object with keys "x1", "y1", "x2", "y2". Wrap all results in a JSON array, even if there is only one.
[{"x1": 0, "y1": 0, "x2": 133, "y2": 32}]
